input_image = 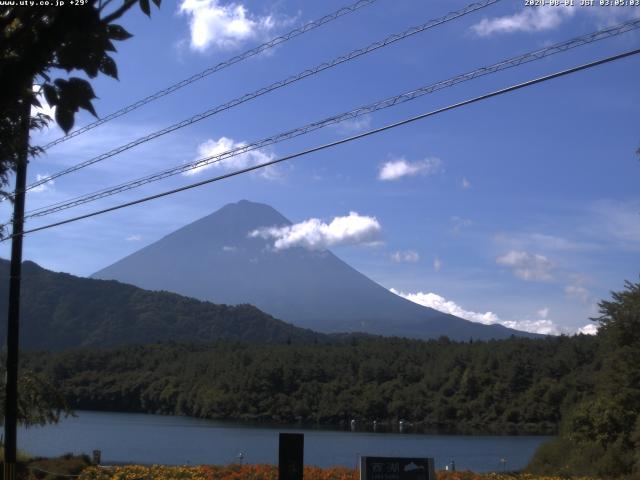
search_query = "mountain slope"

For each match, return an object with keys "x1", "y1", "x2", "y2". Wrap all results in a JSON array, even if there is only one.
[
  {"x1": 0, "y1": 259, "x2": 326, "y2": 350},
  {"x1": 93, "y1": 200, "x2": 534, "y2": 341}
]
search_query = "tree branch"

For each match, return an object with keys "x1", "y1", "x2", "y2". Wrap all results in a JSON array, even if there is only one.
[
  {"x1": 99, "y1": 0, "x2": 116, "y2": 13},
  {"x1": 101, "y1": 0, "x2": 137, "y2": 24}
]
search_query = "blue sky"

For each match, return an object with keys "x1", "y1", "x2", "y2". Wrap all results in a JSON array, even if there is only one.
[{"x1": 2, "y1": 0, "x2": 639, "y2": 335}]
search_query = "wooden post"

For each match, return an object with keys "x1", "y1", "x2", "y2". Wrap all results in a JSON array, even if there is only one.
[
  {"x1": 278, "y1": 433, "x2": 304, "y2": 480},
  {"x1": 3, "y1": 93, "x2": 30, "y2": 480}
]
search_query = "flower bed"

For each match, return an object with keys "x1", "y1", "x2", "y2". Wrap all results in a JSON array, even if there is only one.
[{"x1": 77, "y1": 465, "x2": 598, "y2": 480}]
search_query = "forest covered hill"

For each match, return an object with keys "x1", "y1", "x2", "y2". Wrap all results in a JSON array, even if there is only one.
[
  {"x1": 23, "y1": 335, "x2": 598, "y2": 434},
  {"x1": 0, "y1": 259, "x2": 327, "y2": 349}
]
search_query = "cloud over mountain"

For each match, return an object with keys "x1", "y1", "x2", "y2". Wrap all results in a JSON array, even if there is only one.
[
  {"x1": 92, "y1": 200, "x2": 535, "y2": 340},
  {"x1": 390, "y1": 289, "x2": 500, "y2": 326},
  {"x1": 391, "y1": 289, "x2": 594, "y2": 336},
  {"x1": 250, "y1": 212, "x2": 381, "y2": 251}
]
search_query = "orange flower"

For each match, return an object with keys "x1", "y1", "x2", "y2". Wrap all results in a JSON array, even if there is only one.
[{"x1": 78, "y1": 464, "x2": 601, "y2": 480}]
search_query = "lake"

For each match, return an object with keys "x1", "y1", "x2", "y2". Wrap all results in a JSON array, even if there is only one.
[{"x1": 18, "y1": 411, "x2": 552, "y2": 472}]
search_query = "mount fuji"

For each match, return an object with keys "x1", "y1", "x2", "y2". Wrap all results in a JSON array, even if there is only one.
[{"x1": 93, "y1": 200, "x2": 536, "y2": 340}]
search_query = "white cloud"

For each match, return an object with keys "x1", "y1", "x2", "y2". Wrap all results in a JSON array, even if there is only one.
[
  {"x1": 450, "y1": 216, "x2": 472, "y2": 232},
  {"x1": 471, "y1": 5, "x2": 639, "y2": 37},
  {"x1": 471, "y1": 6, "x2": 576, "y2": 36},
  {"x1": 390, "y1": 289, "x2": 500, "y2": 325},
  {"x1": 461, "y1": 177, "x2": 471, "y2": 189},
  {"x1": 250, "y1": 212, "x2": 381, "y2": 251},
  {"x1": 391, "y1": 250, "x2": 420, "y2": 263},
  {"x1": 564, "y1": 273, "x2": 592, "y2": 303},
  {"x1": 126, "y1": 234, "x2": 142, "y2": 242},
  {"x1": 496, "y1": 250, "x2": 554, "y2": 281},
  {"x1": 222, "y1": 245, "x2": 237, "y2": 252},
  {"x1": 179, "y1": 0, "x2": 278, "y2": 51},
  {"x1": 433, "y1": 257, "x2": 442, "y2": 272},
  {"x1": 185, "y1": 137, "x2": 278, "y2": 179},
  {"x1": 501, "y1": 306, "x2": 563, "y2": 335},
  {"x1": 577, "y1": 323, "x2": 599, "y2": 335},
  {"x1": 565, "y1": 284, "x2": 590, "y2": 303},
  {"x1": 378, "y1": 157, "x2": 442, "y2": 181},
  {"x1": 391, "y1": 289, "x2": 579, "y2": 336},
  {"x1": 31, "y1": 85, "x2": 56, "y2": 121},
  {"x1": 30, "y1": 174, "x2": 55, "y2": 193},
  {"x1": 501, "y1": 319, "x2": 563, "y2": 336}
]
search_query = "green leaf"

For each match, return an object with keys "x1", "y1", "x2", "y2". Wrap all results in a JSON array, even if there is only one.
[
  {"x1": 55, "y1": 106, "x2": 75, "y2": 134},
  {"x1": 139, "y1": 0, "x2": 150, "y2": 16},
  {"x1": 55, "y1": 78, "x2": 98, "y2": 122},
  {"x1": 70, "y1": 79, "x2": 98, "y2": 117},
  {"x1": 84, "y1": 53, "x2": 101, "y2": 78},
  {"x1": 107, "y1": 24, "x2": 133, "y2": 41},
  {"x1": 42, "y1": 84, "x2": 59, "y2": 107},
  {"x1": 67, "y1": 77, "x2": 97, "y2": 100},
  {"x1": 151, "y1": 0, "x2": 161, "y2": 6},
  {"x1": 79, "y1": 99, "x2": 98, "y2": 117},
  {"x1": 99, "y1": 55, "x2": 118, "y2": 79},
  {"x1": 104, "y1": 39, "x2": 117, "y2": 52}
]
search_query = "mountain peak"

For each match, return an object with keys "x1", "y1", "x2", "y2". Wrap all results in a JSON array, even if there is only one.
[
  {"x1": 150, "y1": 200, "x2": 289, "y2": 251},
  {"x1": 222, "y1": 199, "x2": 276, "y2": 212},
  {"x1": 201, "y1": 199, "x2": 289, "y2": 226},
  {"x1": 93, "y1": 200, "x2": 538, "y2": 341}
]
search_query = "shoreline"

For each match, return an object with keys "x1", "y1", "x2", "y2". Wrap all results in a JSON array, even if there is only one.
[{"x1": 56, "y1": 408, "x2": 558, "y2": 437}]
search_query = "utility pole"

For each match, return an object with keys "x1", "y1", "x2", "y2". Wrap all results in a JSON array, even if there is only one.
[{"x1": 3, "y1": 93, "x2": 31, "y2": 480}]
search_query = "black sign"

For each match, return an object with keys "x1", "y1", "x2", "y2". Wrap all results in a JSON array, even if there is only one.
[
  {"x1": 278, "y1": 433, "x2": 304, "y2": 480},
  {"x1": 360, "y1": 456, "x2": 436, "y2": 480}
]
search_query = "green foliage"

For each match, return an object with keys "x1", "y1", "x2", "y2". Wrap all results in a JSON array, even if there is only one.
[
  {"x1": 0, "y1": 0, "x2": 161, "y2": 201},
  {"x1": 0, "y1": 260, "x2": 326, "y2": 349},
  {"x1": 0, "y1": 360, "x2": 70, "y2": 427},
  {"x1": 23, "y1": 335, "x2": 599, "y2": 434},
  {"x1": 529, "y1": 278, "x2": 640, "y2": 478}
]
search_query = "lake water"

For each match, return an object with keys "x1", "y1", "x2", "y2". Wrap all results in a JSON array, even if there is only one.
[{"x1": 18, "y1": 411, "x2": 552, "y2": 472}]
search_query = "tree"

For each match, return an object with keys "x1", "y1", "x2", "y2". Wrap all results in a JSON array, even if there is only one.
[
  {"x1": 0, "y1": 364, "x2": 70, "y2": 427},
  {"x1": 529, "y1": 278, "x2": 640, "y2": 478},
  {"x1": 0, "y1": 0, "x2": 162, "y2": 196},
  {"x1": 1, "y1": 2, "x2": 161, "y2": 473}
]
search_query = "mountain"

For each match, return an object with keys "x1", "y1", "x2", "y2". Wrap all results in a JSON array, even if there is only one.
[
  {"x1": 0, "y1": 259, "x2": 327, "y2": 350},
  {"x1": 93, "y1": 200, "x2": 535, "y2": 341}
]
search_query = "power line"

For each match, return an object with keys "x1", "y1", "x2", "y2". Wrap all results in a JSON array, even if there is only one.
[
  {"x1": 23, "y1": 0, "x2": 500, "y2": 194},
  {"x1": 39, "y1": 0, "x2": 381, "y2": 151},
  {"x1": 6, "y1": 47, "x2": 638, "y2": 241},
  {"x1": 21, "y1": 19, "x2": 640, "y2": 220}
]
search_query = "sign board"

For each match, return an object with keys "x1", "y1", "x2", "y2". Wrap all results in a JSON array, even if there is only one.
[
  {"x1": 360, "y1": 456, "x2": 436, "y2": 480},
  {"x1": 278, "y1": 433, "x2": 304, "y2": 480}
]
